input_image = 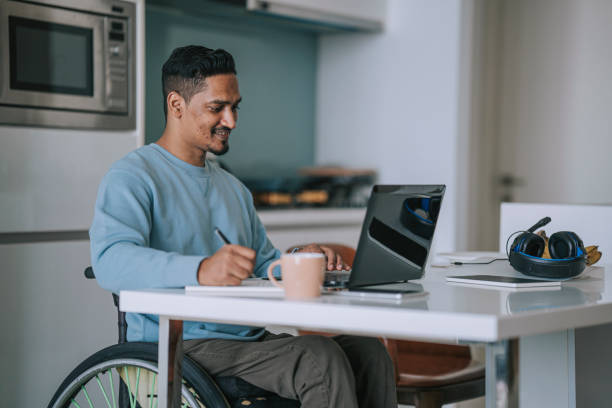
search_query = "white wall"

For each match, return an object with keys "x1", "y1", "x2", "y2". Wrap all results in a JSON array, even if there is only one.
[
  {"x1": 496, "y1": 0, "x2": 612, "y2": 204},
  {"x1": 460, "y1": 0, "x2": 612, "y2": 251},
  {"x1": 316, "y1": 0, "x2": 465, "y2": 252}
]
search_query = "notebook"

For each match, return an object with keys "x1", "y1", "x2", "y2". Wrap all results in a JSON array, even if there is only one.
[
  {"x1": 186, "y1": 273, "x2": 349, "y2": 297},
  {"x1": 186, "y1": 277, "x2": 284, "y2": 297},
  {"x1": 445, "y1": 275, "x2": 561, "y2": 288}
]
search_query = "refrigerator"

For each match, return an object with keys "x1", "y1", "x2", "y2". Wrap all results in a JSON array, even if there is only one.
[{"x1": 0, "y1": 1, "x2": 145, "y2": 405}]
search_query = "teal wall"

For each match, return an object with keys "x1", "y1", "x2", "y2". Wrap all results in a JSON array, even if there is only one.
[{"x1": 145, "y1": 6, "x2": 317, "y2": 178}]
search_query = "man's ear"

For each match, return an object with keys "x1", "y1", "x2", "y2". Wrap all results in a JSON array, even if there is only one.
[{"x1": 167, "y1": 91, "x2": 184, "y2": 118}]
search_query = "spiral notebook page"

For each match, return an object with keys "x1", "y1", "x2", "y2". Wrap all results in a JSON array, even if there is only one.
[{"x1": 186, "y1": 278, "x2": 284, "y2": 297}]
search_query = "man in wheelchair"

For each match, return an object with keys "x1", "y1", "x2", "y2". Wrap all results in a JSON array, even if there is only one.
[{"x1": 88, "y1": 45, "x2": 397, "y2": 407}]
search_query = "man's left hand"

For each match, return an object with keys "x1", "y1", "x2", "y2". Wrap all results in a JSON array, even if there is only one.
[{"x1": 296, "y1": 244, "x2": 348, "y2": 271}]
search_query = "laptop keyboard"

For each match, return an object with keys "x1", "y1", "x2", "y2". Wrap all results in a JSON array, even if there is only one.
[
  {"x1": 244, "y1": 271, "x2": 351, "y2": 288},
  {"x1": 324, "y1": 270, "x2": 351, "y2": 288},
  {"x1": 241, "y1": 279, "x2": 277, "y2": 287}
]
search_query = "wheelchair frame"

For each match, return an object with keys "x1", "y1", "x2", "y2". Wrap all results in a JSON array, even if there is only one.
[{"x1": 46, "y1": 267, "x2": 299, "y2": 408}]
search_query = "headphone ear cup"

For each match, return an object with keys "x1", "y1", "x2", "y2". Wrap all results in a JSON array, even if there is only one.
[
  {"x1": 414, "y1": 208, "x2": 430, "y2": 220},
  {"x1": 513, "y1": 232, "x2": 546, "y2": 257},
  {"x1": 400, "y1": 198, "x2": 434, "y2": 239},
  {"x1": 548, "y1": 231, "x2": 584, "y2": 259}
]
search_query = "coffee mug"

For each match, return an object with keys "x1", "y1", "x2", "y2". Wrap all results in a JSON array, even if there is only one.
[{"x1": 267, "y1": 253, "x2": 326, "y2": 299}]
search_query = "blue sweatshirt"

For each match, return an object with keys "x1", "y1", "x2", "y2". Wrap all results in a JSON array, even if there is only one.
[{"x1": 89, "y1": 143, "x2": 280, "y2": 342}]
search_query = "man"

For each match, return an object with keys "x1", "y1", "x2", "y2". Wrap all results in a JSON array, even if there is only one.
[{"x1": 90, "y1": 45, "x2": 397, "y2": 407}]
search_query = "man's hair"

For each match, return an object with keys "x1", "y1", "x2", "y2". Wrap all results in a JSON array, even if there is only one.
[{"x1": 161, "y1": 45, "x2": 236, "y2": 117}]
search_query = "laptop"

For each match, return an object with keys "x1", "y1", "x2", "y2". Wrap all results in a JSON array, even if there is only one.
[
  {"x1": 338, "y1": 184, "x2": 445, "y2": 294},
  {"x1": 186, "y1": 184, "x2": 445, "y2": 297}
]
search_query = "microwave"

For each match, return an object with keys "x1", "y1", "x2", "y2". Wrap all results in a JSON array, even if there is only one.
[{"x1": 0, "y1": 0, "x2": 135, "y2": 129}]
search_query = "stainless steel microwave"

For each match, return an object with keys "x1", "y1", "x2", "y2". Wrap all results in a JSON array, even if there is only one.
[{"x1": 0, "y1": 0, "x2": 135, "y2": 129}]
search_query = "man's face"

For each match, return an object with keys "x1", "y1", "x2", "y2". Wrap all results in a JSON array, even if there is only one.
[{"x1": 181, "y1": 74, "x2": 241, "y2": 156}]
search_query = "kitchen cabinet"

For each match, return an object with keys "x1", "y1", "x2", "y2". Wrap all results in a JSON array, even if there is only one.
[
  {"x1": 0, "y1": 241, "x2": 116, "y2": 408},
  {"x1": 259, "y1": 208, "x2": 366, "y2": 252},
  {"x1": 148, "y1": 0, "x2": 386, "y2": 32},
  {"x1": 246, "y1": 0, "x2": 387, "y2": 31}
]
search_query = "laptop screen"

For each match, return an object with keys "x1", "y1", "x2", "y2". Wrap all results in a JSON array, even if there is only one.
[{"x1": 348, "y1": 184, "x2": 445, "y2": 288}]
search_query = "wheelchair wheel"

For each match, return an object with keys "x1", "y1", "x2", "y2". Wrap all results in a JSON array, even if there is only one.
[{"x1": 48, "y1": 342, "x2": 230, "y2": 408}]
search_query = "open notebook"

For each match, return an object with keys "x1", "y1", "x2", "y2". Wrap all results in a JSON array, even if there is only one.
[
  {"x1": 185, "y1": 272, "x2": 352, "y2": 298},
  {"x1": 186, "y1": 278, "x2": 283, "y2": 297}
]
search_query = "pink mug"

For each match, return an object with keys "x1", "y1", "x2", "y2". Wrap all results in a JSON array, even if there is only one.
[{"x1": 267, "y1": 253, "x2": 326, "y2": 299}]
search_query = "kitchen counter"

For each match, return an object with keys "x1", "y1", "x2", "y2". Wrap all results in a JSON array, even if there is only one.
[{"x1": 257, "y1": 207, "x2": 366, "y2": 251}]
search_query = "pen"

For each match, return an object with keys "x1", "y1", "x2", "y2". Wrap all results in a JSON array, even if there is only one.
[
  {"x1": 214, "y1": 227, "x2": 231, "y2": 245},
  {"x1": 215, "y1": 227, "x2": 255, "y2": 278}
]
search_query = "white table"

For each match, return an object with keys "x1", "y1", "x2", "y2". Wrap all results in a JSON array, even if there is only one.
[{"x1": 120, "y1": 262, "x2": 612, "y2": 408}]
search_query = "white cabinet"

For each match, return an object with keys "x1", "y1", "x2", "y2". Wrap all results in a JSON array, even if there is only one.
[
  {"x1": 0, "y1": 128, "x2": 139, "y2": 232},
  {"x1": 0, "y1": 241, "x2": 116, "y2": 407},
  {"x1": 259, "y1": 208, "x2": 366, "y2": 252},
  {"x1": 246, "y1": 0, "x2": 386, "y2": 31}
]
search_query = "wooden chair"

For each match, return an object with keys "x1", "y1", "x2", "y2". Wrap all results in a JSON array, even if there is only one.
[
  {"x1": 385, "y1": 339, "x2": 485, "y2": 407},
  {"x1": 295, "y1": 243, "x2": 485, "y2": 408}
]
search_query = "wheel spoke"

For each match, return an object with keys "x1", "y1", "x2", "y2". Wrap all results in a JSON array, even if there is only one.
[
  {"x1": 95, "y1": 373, "x2": 113, "y2": 408},
  {"x1": 134, "y1": 367, "x2": 141, "y2": 404},
  {"x1": 53, "y1": 356, "x2": 204, "y2": 408},
  {"x1": 149, "y1": 372, "x2": 157, "y2": 408},
  {"x1": 123, "y1": 366, "x2": 137, "y2": 408},
  {"x1": 109, "y1": 368, "x2": 117, "y2": 408},
  {"x1": 81, "y1": 384, "x2": 94, "y2": 408}
]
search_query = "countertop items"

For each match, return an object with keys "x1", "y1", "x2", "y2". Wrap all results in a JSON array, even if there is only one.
[{"x1": 241, "y1": 166, "x2": 376, "y2": 209}]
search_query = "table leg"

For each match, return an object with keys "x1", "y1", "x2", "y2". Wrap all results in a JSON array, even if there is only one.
[
  {"x1": 158, "y1": 316, "x2": 184, "y2": 408},
  {"x1": 485, "y1": 338, "x2": 519, "y2": 408}
]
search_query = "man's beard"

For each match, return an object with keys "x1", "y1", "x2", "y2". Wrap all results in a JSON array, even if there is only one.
[
  {"x1": 209, "y1": 143, "x2": 229, "y2": 156},
  {"x1": 209, "y1": 127, "x2": 230, "y2": 155}
]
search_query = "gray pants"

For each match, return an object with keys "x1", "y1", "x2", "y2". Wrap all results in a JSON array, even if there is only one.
[{"x1": 184, "y1": 332, "x2": 397, "y2": 407}]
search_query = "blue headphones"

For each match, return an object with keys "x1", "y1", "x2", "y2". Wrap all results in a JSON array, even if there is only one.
[
  {"x1": 508, "y1": 217, "x2": 586, "y2": 279},
  {"x1": 400, "y1": 196, "x2": 441, "y2": 239}
]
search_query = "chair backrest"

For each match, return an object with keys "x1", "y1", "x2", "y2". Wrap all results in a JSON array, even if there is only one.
[
  {"x1": 84, "y1": 266, "x2": 128, "y2": 344},
  {"x1": 499, "y1": 202, "x2": 612, "y2": 264}
]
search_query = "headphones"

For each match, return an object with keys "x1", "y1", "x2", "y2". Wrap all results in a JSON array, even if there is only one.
[
  {"x1": 400, "y1": 196, "x2": 441, "y2": 239},
  {"x1": 508, "y1": 217, "x2": 586, "y2": 279}
]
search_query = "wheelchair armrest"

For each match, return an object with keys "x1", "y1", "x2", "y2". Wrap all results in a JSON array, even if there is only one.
[
  {"x1": 84, "y1": 266, "x2": 127, "y2": 344},
  {"x1": 111, "y1": 293, "x2": 128, "y2": 344},
  {"x1": 84, "y1": 266, "x2": 95, "y2": 280}
]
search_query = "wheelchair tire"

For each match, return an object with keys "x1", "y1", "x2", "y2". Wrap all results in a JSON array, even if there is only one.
[{"x1": 47, "y1": 342, "x2": 230, "y2": 408}]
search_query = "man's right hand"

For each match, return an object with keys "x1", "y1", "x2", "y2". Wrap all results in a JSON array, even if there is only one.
[{"x1": 197, "y1": 244, "x2": 255, "y2": 286}]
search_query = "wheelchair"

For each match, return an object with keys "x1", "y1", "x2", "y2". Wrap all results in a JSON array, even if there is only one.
[{"x1": 47, "y1": 267, "x2": 300, "y2": 408}]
